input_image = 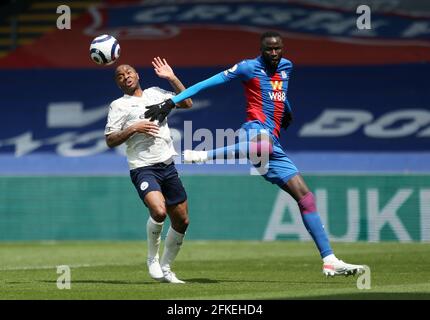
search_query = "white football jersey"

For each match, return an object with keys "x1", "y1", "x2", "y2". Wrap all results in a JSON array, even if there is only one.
[{"x1": 105, "y1": 87, "x2": 177, "y2": 169}]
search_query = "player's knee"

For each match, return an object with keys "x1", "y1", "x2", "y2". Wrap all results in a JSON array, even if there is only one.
[
  {"x1": 149, "y1": 204, "x2": 167, "y2": 222},
  {"x1": 249, "y1": 140, "x2": 273, "y2": 156},
  {"x1": 261, "y1": 140, "x2": 273, "y2": 155},
  {"x1": 172, "y1": 217, "x2": 189, "y2": 234},
  {"x1": 182, "y1": 217, "x2": 189, "y2": 229},
  {"x1": 298, "y1": 192, "x2": 317, "y2": 215},
  {"x1": 179, "y1": 214, "x2": 190, "y2": 228}
]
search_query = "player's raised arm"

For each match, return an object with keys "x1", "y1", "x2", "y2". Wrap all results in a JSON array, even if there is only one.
[
  {"x1": 152, "y1": 57, "x2": 192, "y2": 109},
  {"x1": 144, "y1": 59, "x2": 252, "y2": 122},
  {"x1": 144, "y1": 72, "x2": 228, "y2": 122}
]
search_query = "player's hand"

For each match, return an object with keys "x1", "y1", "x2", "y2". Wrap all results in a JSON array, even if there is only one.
[
  {"x1": 152, "y1": 57, "x2": 175, "y2": 80},
  {"x1": 281, "y1": 111, "x2": 293, "y2": 129},
  {"x1": 144, "y1": 99, "x2": 175, "y2": 123},
  {"x1": 132, "y1": 120, "x2": 159, "y2": 136}
]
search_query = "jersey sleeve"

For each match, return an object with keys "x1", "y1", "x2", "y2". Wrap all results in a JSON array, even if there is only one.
[
  {"x1": 285, "y1": 59, "x2": 294, "y2": 112},
  {"x1": 220, "y1": 60, "x2": 253, "y2": 82},
  {"x1": 171, "y1": 73, "x2": 229, "y2": 104},
  {"x1": 105, "y1": 101, "x2": 126, "y2": 135}
]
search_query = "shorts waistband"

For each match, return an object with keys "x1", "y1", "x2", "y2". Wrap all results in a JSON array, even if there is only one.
[{"x1": 131, "y1": 158, "x2": 174, "y2": 172}]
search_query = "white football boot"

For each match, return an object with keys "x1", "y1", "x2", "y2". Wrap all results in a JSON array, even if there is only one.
[
  {"x1": 323, "y1": 259, "x2": 364, "y2": 277},
  {"x1": 183, "y1": 150, "x2": 208, "y2": 164},
  {"x1": 162, "y1": 266, "x2": 185, "y2": 284},
  {"x1": 147, "y1": 256, "x2": 164, "y2": 281}
]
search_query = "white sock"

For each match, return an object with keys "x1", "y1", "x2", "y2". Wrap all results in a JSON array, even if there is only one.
[
  {"x1": 323, "y1": 254, "x2": 338, "y2": 264},
  {"x1": 146, "y1": 216, "x2": 164, "y2": 259},
  {"x1": 160, "y1": 227, "x2": 185, "y2": 270}
]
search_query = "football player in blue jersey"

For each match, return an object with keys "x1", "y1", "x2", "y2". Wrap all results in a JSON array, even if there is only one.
[{"x1": 144, "y1": 32, "x2": 364, "y2": 277}]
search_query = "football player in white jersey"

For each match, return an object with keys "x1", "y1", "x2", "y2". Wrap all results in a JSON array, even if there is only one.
[{"x1": 105, "y1": 58, "x2": 192, "y2": 283}]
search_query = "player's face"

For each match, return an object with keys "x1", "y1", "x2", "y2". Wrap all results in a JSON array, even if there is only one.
[
  {"x1": 261, "y1": 37, "x2": 283, "y2": 69},
  {"x1": 115, "y1": 65, "x2": 140, "y2": 94}
]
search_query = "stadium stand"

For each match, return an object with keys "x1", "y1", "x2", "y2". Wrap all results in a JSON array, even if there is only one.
[{"x1": 0, "y1": 0, "x2": 429, "y2": 242}]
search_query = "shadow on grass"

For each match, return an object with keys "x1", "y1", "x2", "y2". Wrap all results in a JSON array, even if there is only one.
[
  {"x1": 34, "y1": 278, "x2": 348, "y2": 285},
  {"x1": 38, "y1": 280, "x2": 156, "y2": 285},
  {"x1": 38, "y1": 278, "x2": 220, "y2": 285},
  {"x1": 210, "y1": 279, "x2": 344, "y2": 285},
  {"x1": 181, "y1": 278, "x2": 218, "y2": 284}
]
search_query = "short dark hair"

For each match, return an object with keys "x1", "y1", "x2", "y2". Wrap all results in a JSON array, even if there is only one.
[{"x1": 260, "y1": 31, "x2": 282, "y2": 43}]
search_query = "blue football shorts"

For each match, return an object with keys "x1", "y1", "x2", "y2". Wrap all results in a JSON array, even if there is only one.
[{"x1": 241, "y1": 120, "x2": 299, "y2": 187}]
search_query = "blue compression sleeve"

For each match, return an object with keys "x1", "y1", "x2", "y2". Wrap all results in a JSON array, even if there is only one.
[{"x1": 171, "y1": 73, "x2": 227, "y2": 104}]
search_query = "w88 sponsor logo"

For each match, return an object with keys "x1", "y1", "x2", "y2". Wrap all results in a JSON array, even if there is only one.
[{"x1": 268, "y1": 91, "x2": 286, "y2": 102}]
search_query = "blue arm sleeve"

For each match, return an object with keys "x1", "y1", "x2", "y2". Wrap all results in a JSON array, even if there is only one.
[{"x1": 171, "y1": 72, "x2": 228, "y2": 104}]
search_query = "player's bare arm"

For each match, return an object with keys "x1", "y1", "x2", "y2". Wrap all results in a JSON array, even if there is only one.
[
  {"x1": 106, "y1": 121, "x2": 159, "y2": 148},
  {"x1": 152, "y1": 57, "x2": 192, "y2": 109}
]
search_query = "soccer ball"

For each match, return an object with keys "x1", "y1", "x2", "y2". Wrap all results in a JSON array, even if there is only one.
[{"x1": 89, "y1": 34, "x2": 120, "y2": 65}]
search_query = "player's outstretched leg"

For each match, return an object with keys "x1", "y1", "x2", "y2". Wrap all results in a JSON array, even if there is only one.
[
  {"x1": 283, "y1": 175, "x2": 364, "y2": 277},
  {"x1": 298, "y1": 192, "x2": 364, "y2": 277},
  {"x1": 183, "y1": 132, "x2": 273, "y2": 164}
]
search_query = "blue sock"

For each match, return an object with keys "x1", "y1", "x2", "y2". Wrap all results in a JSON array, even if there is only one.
[
  {"x1": 298, "y1": 192, "x2": 333, "y2": 259},
  {"x1": 207, "y1": 141, "x2": 248, "y2": 160},
  {"x1": 301, "y1": 212, "x2": 333, "y2": 258}
]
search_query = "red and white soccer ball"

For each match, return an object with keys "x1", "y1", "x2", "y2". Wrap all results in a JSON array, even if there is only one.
[{"x1": 89, "y1": 34, "x2": 120, "y2": 65}]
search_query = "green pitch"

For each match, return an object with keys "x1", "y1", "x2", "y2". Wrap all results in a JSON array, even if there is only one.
[{"x1": 1, "y1": 241, "x2": 429, "y2": 300}]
